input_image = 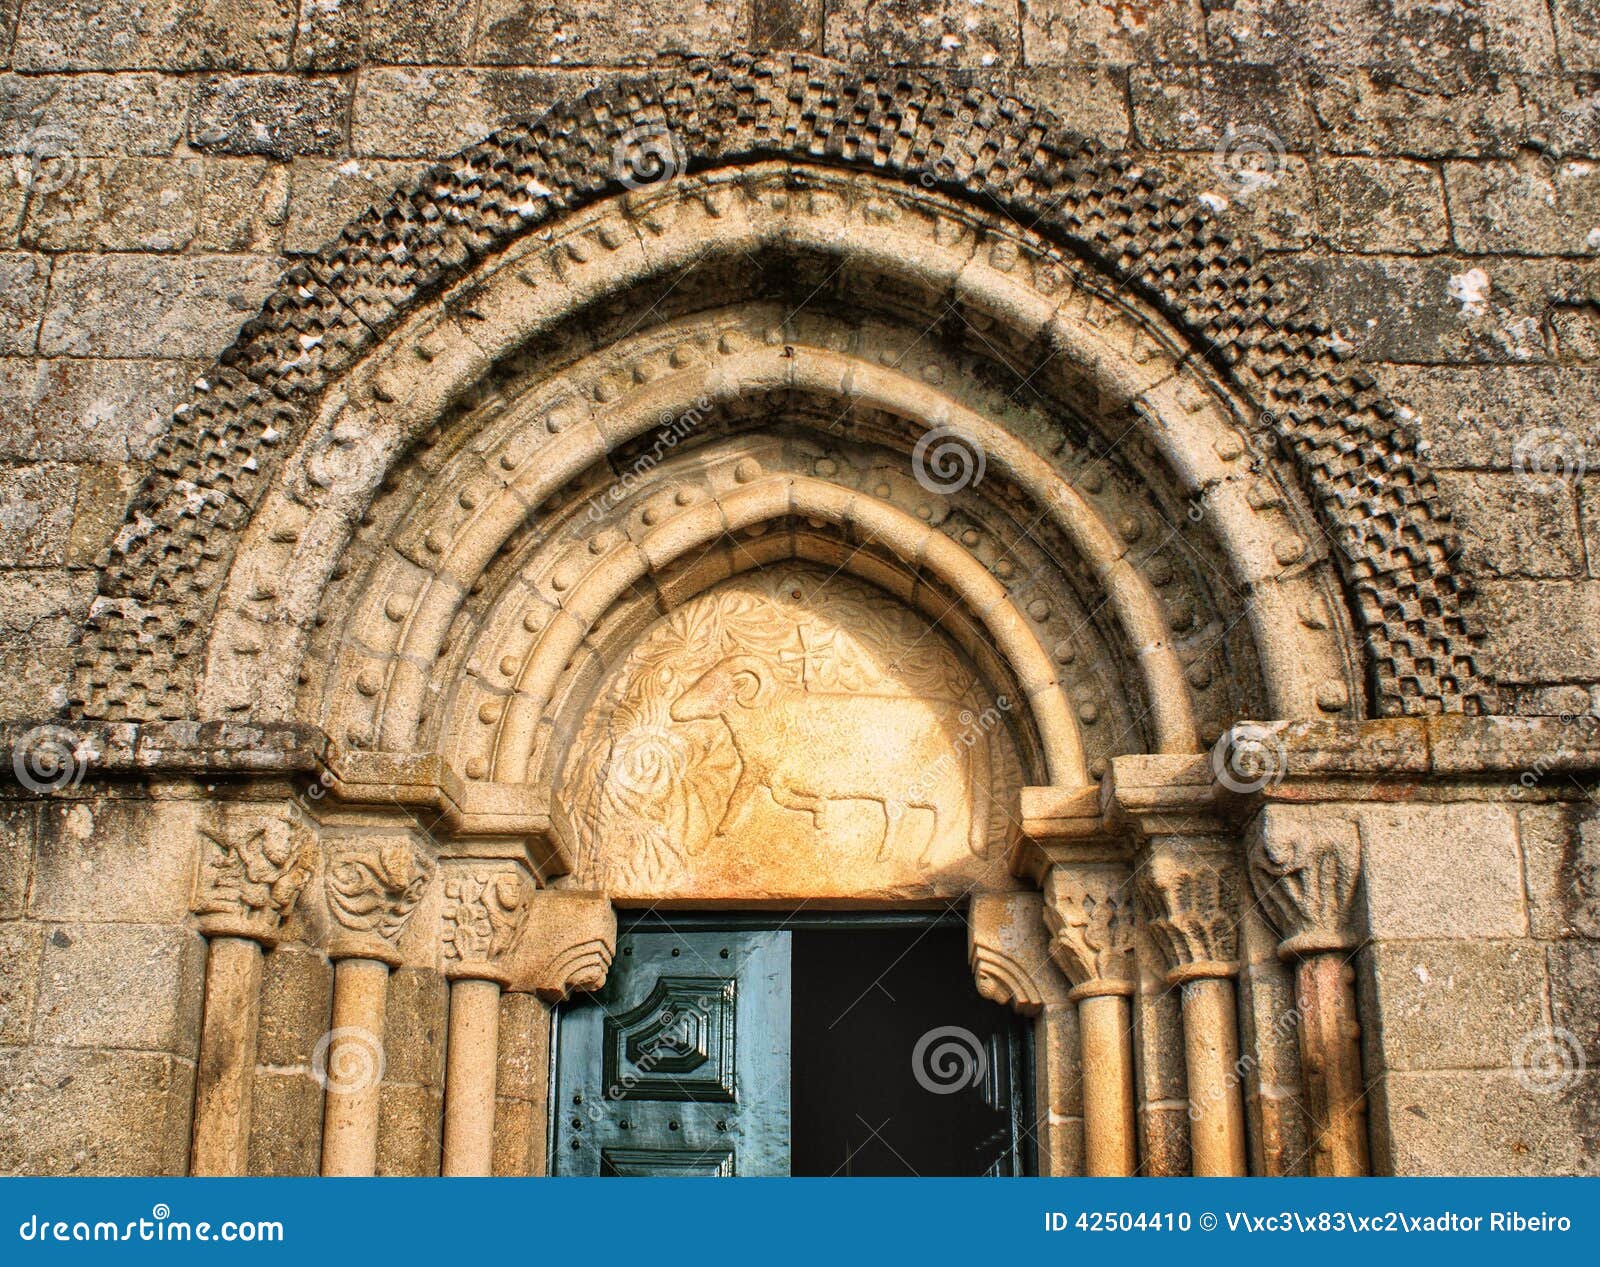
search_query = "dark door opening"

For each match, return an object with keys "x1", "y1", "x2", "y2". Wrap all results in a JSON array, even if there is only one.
[
  {"x1": 792, "y1": 920, "x2": 1030, "y2": 1176},
  {"x1": 550, "y1": 913, "x2": 1032, "y2": 1177}
]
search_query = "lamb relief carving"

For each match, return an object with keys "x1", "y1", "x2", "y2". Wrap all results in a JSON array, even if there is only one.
[{"x1": 557, "y1": 567, "x2": 1021, "y2": 899}]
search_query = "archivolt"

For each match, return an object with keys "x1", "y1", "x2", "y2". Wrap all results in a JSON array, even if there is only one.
[{"x1": 70, "y1": 54, "x2": 1486, "y2": 727}]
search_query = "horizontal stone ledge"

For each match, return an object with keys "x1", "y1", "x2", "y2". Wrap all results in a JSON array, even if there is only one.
[{"x1": 0, "y1": 719, "x2": 329, "y2": 783}]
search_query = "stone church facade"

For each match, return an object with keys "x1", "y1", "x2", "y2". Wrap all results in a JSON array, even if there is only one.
[{"x1": 0, "y1": 2, "x2": 1597, "y2": 1177}]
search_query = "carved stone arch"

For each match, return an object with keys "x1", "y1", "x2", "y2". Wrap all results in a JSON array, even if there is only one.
[{"x1": 71, "y1": 53, "x2": 1486, "y2": 730}]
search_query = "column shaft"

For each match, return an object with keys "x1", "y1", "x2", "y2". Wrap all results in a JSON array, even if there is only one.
[
  {"x1": 1078, "y1": 992, "x2": 1137, "y2": 1176},
  {"x1": 190, "y1": 936, "x2": 265, "y2": 1175},
  {"x1": 1180, "y1": 976, "x2": 1248, "y2": 1176},
  {"x1": 1296, "y1": 952, "x2": 1370, "y2": 1176},
  {"x1": 319, "y1": 956, "x2": 390, "y2": 1176},
  {"x1": 441, "y1": 977, "x2": 502, "y2": 1176}
]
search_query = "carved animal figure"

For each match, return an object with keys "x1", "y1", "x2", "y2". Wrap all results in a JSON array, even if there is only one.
[{"x1": 670, "y1": 654, "x2": 988, "y2": 864}]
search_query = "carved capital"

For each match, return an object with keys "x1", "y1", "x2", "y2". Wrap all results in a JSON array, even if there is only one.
[
  {"x1": 194, "y1": 808, "x2": 317, "y2": 943},
  {"x1": 440, "y1": 864, "x2": 532, "y2": 984},
  {"x1": 504, "y1": 891, "x2": 617, "y2": 1001},
  {"x1": 967, "y1": 891, "x2": 1068, "y2": 1015},
  {"x1": 323, "y1": 837, "x2": 434, "y2": 963},
  {"x1": 1246, "y1": 811, "x2": 1364, "y2": 958},
  {"x1": 1042, "y1": 868, "x2": 1136, "y2": 1000},
  {"x1": 1135, "y1": 851, "x2": 1241, "y2": 985}
]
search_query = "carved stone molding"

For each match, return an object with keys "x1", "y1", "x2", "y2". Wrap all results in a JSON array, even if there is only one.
[
  {"x1": 439, "y1": 864, "x2": 532, "y2": 984},
  {"x1": 1135, "y1": 852, "x2": 1242, "y2": 985},
  {"x1": 1246, "y1": 810, "x2": 1364, "y2": 958},
  {"x1": 1042, "y1": 869, "x2": 1137, "y2": 1001},
  {"x1": 193, "y1": 807, "x2": 318, "y2": 943},
  {"x1": 322, "y1": 836, "x2": 434, "y2": 963},
  {"x1": 968, "y1": 891, "x2": 1068, "y2": 1015},
  {"x1": 503, "y1": 891, "x2": 617, "y2": 1001}
]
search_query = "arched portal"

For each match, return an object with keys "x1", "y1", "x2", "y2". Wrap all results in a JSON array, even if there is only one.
[{"x1": 59, "y1": 58, "x2": 1498, "y2": 1181}]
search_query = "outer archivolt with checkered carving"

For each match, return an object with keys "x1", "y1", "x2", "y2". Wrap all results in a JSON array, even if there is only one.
[{"x1": 69, "y1": 54, "x2": 1486, "y2": 729}]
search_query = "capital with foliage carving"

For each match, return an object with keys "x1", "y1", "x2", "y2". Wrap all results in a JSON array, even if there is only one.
[
  {"x1": 440, "y1": 864, "x2": 531, "y2": 985},
  {"x1": 1043, "y1": 869, "x2": 1136, "y2": 1001},
  {"x1": 194, "y1": 808, "x2": 318, "y2": 943},
  {"x1": 1135, "y1": 851, "x2": 1241, "y2": 985},
  {"x1": 1246, "y1": 811, "x2": 1363, "y2": 959},
  {"x1": 323, "y1": 836, "x2": 434, "y2": 963}
]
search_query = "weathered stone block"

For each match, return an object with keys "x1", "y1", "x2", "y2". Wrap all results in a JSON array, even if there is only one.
[
  {"x1": 376, "y1": 1081, "x2": 442, "y2": 1176},
  {"x1": 1204, "y1": 0, "x2": 1514, "y2": 70},
  {"x1": 1479, "y1": 580, "x2": 1600, "y2": 682},
  {"x1": 22, "y1": 157, "x2": 200, "y2": 250},
  {"x1": 349, "y1": 67, "x2": 602, "y2": 158},
  {"x1": 0, "y1": 72, "x2": 189, "y2": 156},
  {"x1": 0, "y1": 806, "x2": 34, "y2": 922},
  {"x1": 1022, "y1": 0, "x2": 1200, "y2": 64},
  {"x1": 255, "y1": 943, "x2": 332, "y2": 1066},
  {"x1": 33, "y1": 922, "x2": 205, "y2": 1055},
  {"x1": 0, "y1": 252, "x2": 48, "y2": 355},
  {"x1": 476, "y1": 0, "x2": 747, "y2": 64},
  {"x1": 0, "y1": 1048, "x2": 195, "y2": 1175},
  {"x1": 30, "y1": 797, "x2": 199, "y2": 924},
  {"x1": 1548, "y1": 939, "x2": 1600, "y2": 1069},
  {"x1": 15, "y1": 357, "x2": 197, "y2": 462},
  {"x1": 0, "y1": 922, "x2": 43, "y2": 1042},
  {"x1": 247, "y1": 1069, "x2": 321, "y2": 1174},
  {"x1": 825, "y1": 0, "x2": 1020, "y2": 67},
  {"x1": 1149, "y1": 150, "x2": 1315, "y2": 249},
  {"x1": 0, "y1": 462, "x2": 75, "y2": 567},
  {"x1": 66, "y1": 462, "x2": 141, "y2": 566},
  {"x1": 189, "y1": 74, "x2": 347, "y2": 158},
  {"x1": 1359, "y1": 803, "x2": 1526, "y2": 940},
  {"x1": 37, "y1": 253, "x2": 279, "y2": 357},
  {"x1": 495, "y1": 989, "x2": 550, "y2": 1102},
  {"x1": 1315, "y1": 157, "x2": 1449, "y2": 252},
  {"x1": 1552, "y1": 1, "x2": 1600, "y2": 72},
  {"x1": 1434, "y1": 470, "x2": 1584, "y2": 579},
  {"x1": 1310, "y1": 69, "x2": 1527, "y2": 158},
  {"x1": 1362, "y1": 939, "x2": 1547, "y2": 1073},
  {"x1": 1447, "y1": 159, "x2": 1600, "y2": 255},
  {"x1": 1004, "y1": 66, "x2": 1129, "y2": 149},
  {"x1": 1371, "y1": 1068, "x2": 1598, "y2": 1175},
  {"x1": 13, "y1": 0, "x2": 294, "y2": 72},
  {"x1": 384, "y1": 966, "x2": 447, "y2": 1086},
  {"x1": 1130, "y1": 64, "x2": 1314, "y2": 152},
  {"x1": 193, "y1": 159, "x2": 289, "y2": 251},
  {"x1": 1518, "y1": 804, "x2": 1600, "y2": 940},
  {"x1": 1382, "y1": 364, "x2": 1600, "y2": 469}
]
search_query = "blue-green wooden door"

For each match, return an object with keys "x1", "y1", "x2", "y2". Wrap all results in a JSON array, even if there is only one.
[{"x1": 552, "y1": 928, "x2": 791, "y2": 1176}]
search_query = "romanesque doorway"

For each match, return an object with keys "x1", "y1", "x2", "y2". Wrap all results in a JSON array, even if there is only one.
[{"x1": 550, "y1": 913, "x2": 1033, "y2": 1176}]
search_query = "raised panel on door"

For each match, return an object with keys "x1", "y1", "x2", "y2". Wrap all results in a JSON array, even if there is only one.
[{"x1": 552, "y1": 928, "x2": 791, "y2": 1176}]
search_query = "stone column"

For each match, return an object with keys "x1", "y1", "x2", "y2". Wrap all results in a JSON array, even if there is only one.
[
  {"x1": 1246, "y1": 809, "x2": 1369, "y2": 1176},
  {"x1": 967, "y1": 893, "x2": 1076, "y2": 1175},
  {"x1": 189, "y1": 810, "x2": 317, "y2": 1176},
  {"x1": 318, "y1": 836, "x2": 433, "y2": 1177},
  {"x1": 1043, "y1": 868, "x2": 1138, "y2": 1175},
  {"x1": 1136, "y1": 852, "x2": 1249, "y2": 1176},
  {"x1": 438, "y1": 865, "x2": 531, "y2": 1177}
]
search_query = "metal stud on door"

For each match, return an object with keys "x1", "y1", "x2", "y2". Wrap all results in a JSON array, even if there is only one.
[{"x1": 553, "y1": 929, "x2": 792, "y2": 1176}]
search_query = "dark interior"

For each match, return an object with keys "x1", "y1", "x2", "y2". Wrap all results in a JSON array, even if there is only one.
[{"x1": 791, "y1": 923, "x2": 1030, "y2": 1177}]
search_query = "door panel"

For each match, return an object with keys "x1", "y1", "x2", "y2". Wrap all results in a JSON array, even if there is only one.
[{"x1": 553, "y1": 928, "x2": 791, "y2": 1176}]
